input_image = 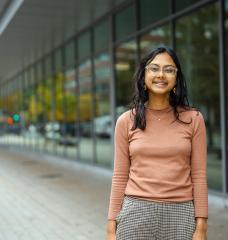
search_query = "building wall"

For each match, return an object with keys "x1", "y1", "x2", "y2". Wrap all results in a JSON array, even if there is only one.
[{"x1": 0, "y1": 0, "x2": 227, "y2": 194}]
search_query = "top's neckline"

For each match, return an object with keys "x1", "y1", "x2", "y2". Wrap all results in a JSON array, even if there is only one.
[{"x1": 144, "y1": 103, "x2": 173, "y2": 114}]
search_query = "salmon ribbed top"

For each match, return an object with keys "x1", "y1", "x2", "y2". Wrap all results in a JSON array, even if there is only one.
[{"x1": 108, "y1": 105, "x2": 208, "y2": 220}]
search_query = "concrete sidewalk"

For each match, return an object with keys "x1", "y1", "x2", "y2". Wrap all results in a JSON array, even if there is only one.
[{"x1": 0, "y1": 146, "x2": 227, "y2": 240}]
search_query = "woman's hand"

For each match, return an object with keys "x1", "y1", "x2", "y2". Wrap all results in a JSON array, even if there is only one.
[
  {"x1": 107, "y1": 232, "x2": 116, "y2": 240},
  {"x1": 106, "y1": 220, "x2": 117, "y2": 240},
  {"x1": 192, "y1": 217, "x2": 207, "y2": 240},
  {"x1": 192, "y1": 228, "x2": 207, "y2": 240}
]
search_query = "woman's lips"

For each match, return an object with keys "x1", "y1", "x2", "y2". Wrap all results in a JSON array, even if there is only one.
[{"x1": 153, "y1": 82, "x2": 168, "y2": 88}]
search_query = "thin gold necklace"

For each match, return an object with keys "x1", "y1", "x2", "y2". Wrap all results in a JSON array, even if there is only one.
[{"x1": 144, "y1": 104, "x2": 172, "y2": 121}]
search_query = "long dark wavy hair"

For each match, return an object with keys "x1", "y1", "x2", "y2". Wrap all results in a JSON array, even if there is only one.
[{"x1": 129, "y1": 46, "x2": 196, "y2": 131}]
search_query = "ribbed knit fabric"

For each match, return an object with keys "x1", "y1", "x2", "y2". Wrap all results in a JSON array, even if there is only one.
[{"x1": 108, "y1": 105, "x2": 208, "y2": 220}]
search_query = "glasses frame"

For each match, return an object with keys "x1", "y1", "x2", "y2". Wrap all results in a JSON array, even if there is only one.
[{"x1": 145, "y1": 64, "x2": 178, "y2": 77}]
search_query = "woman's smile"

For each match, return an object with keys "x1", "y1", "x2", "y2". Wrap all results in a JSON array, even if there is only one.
[{"x1": 152, "y1": 81, "x2": 168, "y2": 88}]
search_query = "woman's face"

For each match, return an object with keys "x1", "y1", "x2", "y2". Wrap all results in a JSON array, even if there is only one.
[{"x1": 144, "y1": 52, "x2": 177, "y2": 96}]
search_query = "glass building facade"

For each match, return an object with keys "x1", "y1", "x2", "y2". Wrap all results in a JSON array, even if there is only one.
[{"x1": 0, "y1": 0, "x2": 227, "y2": 196}]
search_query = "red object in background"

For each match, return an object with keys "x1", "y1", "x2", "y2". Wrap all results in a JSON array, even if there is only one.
[{"x1": 7, "y1": 117, "x2": 14, "y2": 125}]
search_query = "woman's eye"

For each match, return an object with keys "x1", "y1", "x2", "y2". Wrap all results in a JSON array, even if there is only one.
[
  {"x1": 151, "y1": 67, "x2": 159, "y2": 72},
  {"x1": 165, "y1": 68, "x2": 174, "y2": 73}
]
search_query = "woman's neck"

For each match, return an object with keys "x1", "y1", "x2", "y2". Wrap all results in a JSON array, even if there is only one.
[{"x1": 146, "y1": 96, "x2": 170, "y2": 110}]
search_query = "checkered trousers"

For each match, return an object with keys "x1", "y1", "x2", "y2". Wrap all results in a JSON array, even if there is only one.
[{"x1": 116, "y1": 196, "x2": 196, "y2": 240}]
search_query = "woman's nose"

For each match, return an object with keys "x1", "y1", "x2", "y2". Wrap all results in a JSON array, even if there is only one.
[{"x1": 158, "y1": 69, "x2": 164, "y2": 77}]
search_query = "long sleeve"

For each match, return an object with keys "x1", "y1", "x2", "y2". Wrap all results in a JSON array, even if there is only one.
[
  {"x1": 191, "y1": 111, "x2": 208, "y2": 218},
  {"x1": 108, "y1": 113, "x2": 130, "y2": 220}
]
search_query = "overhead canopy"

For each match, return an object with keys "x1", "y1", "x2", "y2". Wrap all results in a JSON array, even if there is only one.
[{"x1": 0, "y1": 0, "x2": 124, "y2": 82}]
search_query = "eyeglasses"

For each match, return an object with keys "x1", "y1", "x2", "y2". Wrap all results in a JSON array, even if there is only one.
[{"x1": 145, "y1": 64, "x2": 178, "y2": 77}]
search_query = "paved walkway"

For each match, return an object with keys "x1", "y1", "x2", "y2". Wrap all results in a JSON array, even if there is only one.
[{"x1": 0, "y1": 146, "x2": 227, "y2": 240}]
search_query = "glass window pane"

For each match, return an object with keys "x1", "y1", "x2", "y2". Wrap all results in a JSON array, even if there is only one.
[
  {"x1": 65, "y1": 40, "x2": 75, "y2": 68},
  {"x1": 115, "y1": 39, "x2": 137, "y2": 116},
  {"x1": 140, "y1": 24, "x2": 171, "y2": 58},
  {"x1": 34, "y1": 62, "x2": 45, "y2": 152},
  {"x1": 5, "y1": 81, "x2": 14, "y2": 145},
  {"x1": 115, "y1": 4, "x2": 136, "y2": 41},
  {"x1": 44, "y1": 56, "x2": 54, "y2": 153},
  {"x1": 176, "y1": 3, "x2": 222, "y2": 191},
  {"x1": 54, "y1": 72, "x2": 65, "y2": 156},
  {"x1": 78, "y1": 31, "x2": 91, "y2": 62},
  {"x1": 23, "y1": 69, "x2": 36, "y2": 148},
  {"x1": 30, "y1": 67, "x2": 35, "y2": 86},
  {"x1": 37, "y1": 61, "x2": 43, "y2": 81},
  {"x1": 28, "y1": 67, "x2": 38, "y2": 149},
  {"x1": 78, "y1": 60, "x2": 93, "y2": 163},
  {"x1": 94, "y1": 20, "x2": 109, "y2": 53},
  {"x1": 5, "y1": 78, "x2": 22, "y2": 146},
  {"x1": 94, "y1": 52, "x2": 112, "y2": 167},
  {"x1": 39, "y1": 66, "x2": 47, "y2": 152},
  {"x1": 29, "y1": 67, "x2": 36, "y2": 121},
  {"x1": 45, "y1": 56, "x2": 52, "y2": 77},
  {"x1": 54, "y1": 48, "x2": 63, "y2": 73},
  {"x1": 140, "y1": 0, "x2": 170, "y2": 28},
  {"x1": 54, "y1": 48, "x2": 65, "y2": 156},
  {"x1": 64, "y1": 66, "x2": 78, "y2": 159},
  {"x1": 24, "y1": 70, "x2": 29, "y2": 87},
  {"x1": 16, "y1": 75, "x2": 23, "y2": 146},
  {"x1": 175, "y1": 0, "x2": 202, "y2": 11}
]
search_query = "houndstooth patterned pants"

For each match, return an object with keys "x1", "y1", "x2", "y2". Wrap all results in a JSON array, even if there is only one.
[{"x1": 116, "y1": 196, "x2": 196, "y2": 240}]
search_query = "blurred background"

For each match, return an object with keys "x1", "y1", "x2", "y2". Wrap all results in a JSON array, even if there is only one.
[{"x1": 0, "y1": 0, "x2": 227, "y2": 239}]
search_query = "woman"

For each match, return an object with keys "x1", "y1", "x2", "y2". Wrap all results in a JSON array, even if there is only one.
[{"x1": 107, "y1": 46, "x2": 208, "y2": 240}]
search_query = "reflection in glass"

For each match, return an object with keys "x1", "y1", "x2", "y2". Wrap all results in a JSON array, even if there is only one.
[
  {"x1": 54, "y1": 49, "x2": 65, "y2": 156},
  {"x1": 43, "y1": 57, "x2": 55, "y2": 154},
  {"x1": 64, "y1": 68, "x2": 78, "y2": 159},
  {"x1": 5, "y1": 79, "x2": 23, "y2": 146},
  {"x1": 94, "y1": 20, "x2": 109, "y2": 53},
  {"x1": 78, "y1": 60, "x2": 93, "y2": 163},
  {"x1": 115, "y1": 4, "x2": 136, "y2": 41},
  {"x1": 140, "y1": 25, "x2": 171, "y2": 58},
  {"x1": 54, "y1": 72, "x2": 65, "y2": 156},
  {"x1": 65, "y1": 41, "x2": 75, "y2": 68},
  {"x1": 94, "y1": 53, "x2": 112, "y2": 166},
  {"x1": 176, "y1": 3, "x2": 222, "y2": 190},
  {"x1": 34, "y1": 62, "x2": 46, "y2": 152},
  {"x1": 64, "y1": 40, "x2": 78, "y2": 159},
  {"x1": 175, "y1": 0, "x2": 201, "y2": 11},
  {"x1": 78, "y1": 31, "x2": 91, "y2": 62},
  {"x1": 0, "y1": 84, "x2": 8, "y2": 145},
  {"x1": 23, "y1": 70, "x2": 35, "y2": 148},
  {"x1": 140, "y1": 0, "x2": 170, "y2": 28},
  {"x1": 17, "y1": 80, "x2": 23, "y2": 146},
  {"x1": 1, "y1": 84, "x2": 9, "y2": 145},
  {"x1": 115, "y1": 39, "x2": 137, "y2": 116},
  {"x1": 27, "y1": 67, "x2": 38, "y2": 149}
]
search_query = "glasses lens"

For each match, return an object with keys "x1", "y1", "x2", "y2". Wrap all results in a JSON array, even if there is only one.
[
  {"x1": 146, "y1": 65, "x2": 177, "y2": 77},
  {"x1": 164, "y1": 67, "x2": 176, "y2": 75},
  {"x1": 147, "y1": 66, "x2": 159, "y2": 73}
]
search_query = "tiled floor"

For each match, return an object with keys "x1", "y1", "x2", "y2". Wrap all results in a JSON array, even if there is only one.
[
  {"x1": 0, "y1": 147, "x2": 111, "y2": 240},
  {"x1": 0, "y1": 147, "x2": 227, "y2": 240}
]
